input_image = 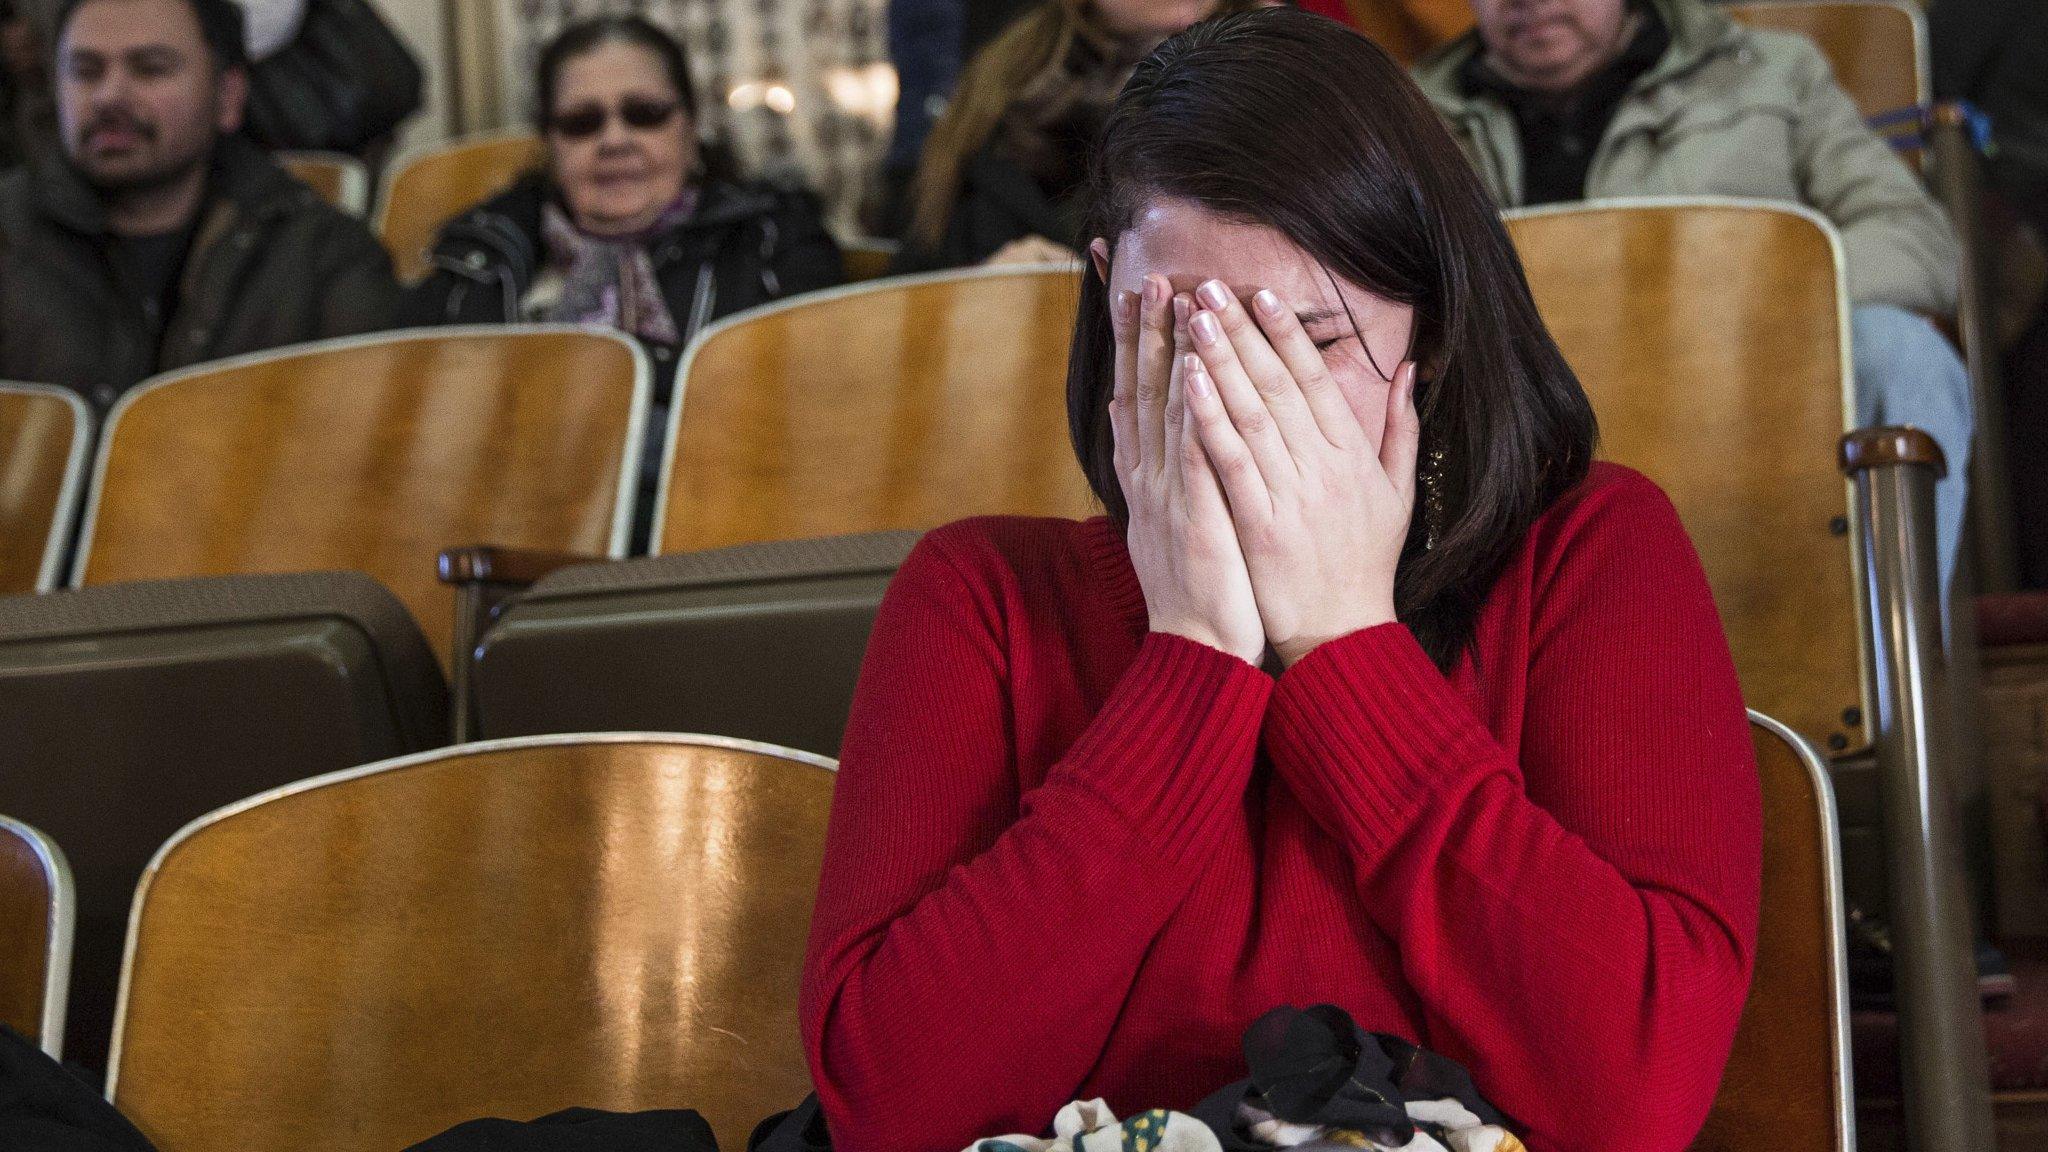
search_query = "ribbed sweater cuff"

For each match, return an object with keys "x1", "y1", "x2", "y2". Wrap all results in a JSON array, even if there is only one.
[
  {"x1": 1050, "y1": 631, "x2": 1272, "y2": 869},
  {"x1": 1265, "y1": 624, "x2": 1494, "y2": 862}
]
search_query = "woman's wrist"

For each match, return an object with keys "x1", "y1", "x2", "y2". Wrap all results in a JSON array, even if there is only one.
[
  {"x1": 1149, "y1": 620, "x2": 1265, "y2": 666},
  {"x1": 1272, "y1": 607, "x2": 1398, "y2": 668}
]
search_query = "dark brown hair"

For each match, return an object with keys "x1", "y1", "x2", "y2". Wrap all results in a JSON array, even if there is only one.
[{"x1": 1068, "y1": 8, "x2": 1597, "y2": 672}]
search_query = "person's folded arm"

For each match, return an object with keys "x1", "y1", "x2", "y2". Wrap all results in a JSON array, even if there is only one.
[
  {"x1": 799, "y1": 524, "x2": 1272, "y2": 1152},
  {"x1": 1261, "y1": 475, "x2": 1762, "y2": 1152}
]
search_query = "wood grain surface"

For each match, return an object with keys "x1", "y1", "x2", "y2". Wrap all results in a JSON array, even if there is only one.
[
  {"x1": 1507, "y1": 202, "x2": 1864, "y2": 752},
  {"x1": 1695, "y1": 719, "x2": 1847, "y2": 1150},
  {"x1": 658, "y1": 268, "x2": 1099, "y2": 554},
  {"x1": 1727, "y1": 1, "x2": 1923, "y2": 117},
  {"x1": 112, "y1": 738, "x2": 833, "y2": 1152},
  {"x1": 0, "y1": 386, "x2": 82, "y2": 595},
  {"x1": 0, "y1": 821, "x2": 55, "y2": 1050},
  {"x1": 76, "y1": 330, "x2": 641, "y2": 669},
  {"x1": 381, "y1": 134, "x2": 546, "y2": 283}
]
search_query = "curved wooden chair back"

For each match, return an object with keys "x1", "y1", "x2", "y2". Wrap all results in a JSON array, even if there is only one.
[
  {"x1": 278, "y1": 152, "x2": 371, "y2": 216},
  {"x1": 0, "y1": 383, "x2": 89, "y2": 595},
  {"x1": 109, "y1": 734, "x2": 834, "y2": 1152},
  {"x1": 1696, "y1": 713, "x2": 1852, "y2": 1150},
  {"x1": 655, "y1": 266, "x2": 1098, "y2": 554},
  {"x1": 1505, "y1": 200, "x2": 1863, "y2": 753},
  {"x1": 1725, "y1": 0, "x2": 1926, "y2": 118},
  {"x1": 378, "y1": 132, "x2": 545, "y2": 282},
  {"x1": 72, "y1": 329, "x2": 647, "y2": 668},
  {"x1": 0, "y1": 815, "x2": 73, "y2": 1058}
]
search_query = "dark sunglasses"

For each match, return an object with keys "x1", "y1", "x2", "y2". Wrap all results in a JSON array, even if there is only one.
[{"x1": 548, "y1": 97, "x2": 682, "y2": 140}]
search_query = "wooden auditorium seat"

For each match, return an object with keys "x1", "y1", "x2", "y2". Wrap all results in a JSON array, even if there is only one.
[
  {"x1": 0, "y1": 383, "x2": 90, "y2": 596},
  {"x1": 108, "y1": 734, "x2": 834, "y2": 1152},
  {"x1": 1505, "y1": 199, "x2": 1862, "y2": 756},
  {"x1": 376, "y1": 131, "x2": 545, "y2": 282},
  {"x1": 652, "y1": 266, "x2": 1098, "y2": 554},
  {"x1": 69, "y1": 327, "x2": 648, "y2": 670},
  {"x1": 277, "y1": 152, "x2": 372, "y2": 216},
  {"x1": 0, "y1": 571, "x2": 446, "y2": 1073},
  {"x1": 0, "y1": 815, "x2": 72, "y2": 1059},
  {"x1": 1694, "y1": 713, "x2": 1853, "y2": 1151},
  {"x1": 1510, "y1": 198, "x2": 2012, "y2": 1148},
  {"x1": 1725, "y1": 0, "x2": 1926, "y2": 118}
]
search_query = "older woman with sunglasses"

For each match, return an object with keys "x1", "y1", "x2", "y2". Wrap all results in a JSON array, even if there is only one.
[{"x1": 402, "y1": 16, "x2": 841, "y2": 388}]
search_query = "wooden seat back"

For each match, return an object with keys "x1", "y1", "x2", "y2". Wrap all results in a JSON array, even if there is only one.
[
  {"x1": 110, "y1": 734, "x2": 834, "y2": 1152},
  {"x1": 654, "y1": 266, "x2": 1098, "y2": 554},
  {"x1": 1505, "y1": 199, "x2": 1863, "y2": 752},
  {"x1": 0, "y1": 384, "x2": 89, "y2": 595},
  {"x1": 378, "y1": 132, "x2": 546, "y2": 282},
  {"x1": 1695, "y1": 713, "x2": 1852, "y2": 1150},
  {"x1": 72, "y1": 328, "x2": 647, "y2": 668},
  {"x1": 1726, "y1": 0, "x2": 1927, "y2": 118},
  {"x1": 0, "y1": 815, "x2": 72, "y2": 1058}
]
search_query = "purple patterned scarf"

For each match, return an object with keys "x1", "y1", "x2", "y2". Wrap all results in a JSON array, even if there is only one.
[{"x1": 539, "y1": 188, "x2": 700, "y2": 344}]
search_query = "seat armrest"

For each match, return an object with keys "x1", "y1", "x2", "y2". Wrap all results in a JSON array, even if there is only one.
[
  {"x1": 438, "y1": 545, "x2": 602, "y2": 588},
  {"x1": 438, "y1": 545, "x2": 606, "y2": 742}
]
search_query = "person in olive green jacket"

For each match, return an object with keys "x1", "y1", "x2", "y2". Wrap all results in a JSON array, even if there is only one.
[{"x1": 1413, "y1": 0, "x2": 1973, "y2": 604}]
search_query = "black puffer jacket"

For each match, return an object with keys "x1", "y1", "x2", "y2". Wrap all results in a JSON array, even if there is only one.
[{"x1": 400, "y1": 172, "x2": 843, "y2": 396}]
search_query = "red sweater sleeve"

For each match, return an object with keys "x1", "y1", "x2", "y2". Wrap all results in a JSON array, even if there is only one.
[
  {"x1": 1261, "y1": 474, "x2": 1762, "y2": 1152},
  {"x1": 799, "y1": 524, "x2": 1273, "y2": 1152}
]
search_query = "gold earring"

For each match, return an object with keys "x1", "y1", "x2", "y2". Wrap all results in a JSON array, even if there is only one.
[{"x1": 1421, "y1": 448, "x2": 1446, "y2": 552}]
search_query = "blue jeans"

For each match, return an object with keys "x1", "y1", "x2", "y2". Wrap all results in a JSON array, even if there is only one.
[{"x1": 1850, "y1": 304, "x2": 1973, "y2": 611}]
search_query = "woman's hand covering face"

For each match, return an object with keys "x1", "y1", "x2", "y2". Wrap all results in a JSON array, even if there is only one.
[
  {"x1": 1095, "y1": 199, "x2": 1421, "y2": 667},
  {"x1": 1182, "y1": 278, "x2": 1419, "y2": 666},
  {"x1": 1110, "y1": 272, "x2": 1268, "y2": 665}
]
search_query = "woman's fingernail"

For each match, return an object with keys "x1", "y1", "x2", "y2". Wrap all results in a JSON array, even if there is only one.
[
  {"x1": 1188, "y1": 361, "x2": 1212, "y2": 399},
  {"x1": 1142, "y1": 276, "x2": 1165, "y2": 306},
  {"x1": 1253, "y1": 289, "x2": 1282, "y2": 317},
  {"x1": 1196, "y1": 279, "x2": 1231, "y2": 312},
  {"x1": 1191, "y1": 311, "x2": 1221, "y2": 345},
  {"x1": 1172, "y1": 295, "x2": 1192, "y2": 326},
  {"x1": 1115, "y1": 291, "x2": 1137, "y2": 323}
]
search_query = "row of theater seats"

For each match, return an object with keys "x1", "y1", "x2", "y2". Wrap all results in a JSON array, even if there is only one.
[
  {"x1": 297, "y1": 0, "x2": 2022, "y2": 595},
  {"x1": 0, "y1": 203, "x2": 2015, "y2": 1144},
  {"x1": 0, "y1": 264, "x2": 1090, "y2": 659},
  {"x1": 0, "y1": 717, "x2": 1845, "y2": 1152}
]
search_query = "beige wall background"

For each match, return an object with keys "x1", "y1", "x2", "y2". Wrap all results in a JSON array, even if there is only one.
[{"x1": 367, "y1": 0, "x2": 452, "y2": 154}]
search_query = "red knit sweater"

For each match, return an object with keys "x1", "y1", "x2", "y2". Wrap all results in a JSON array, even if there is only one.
[{"x1": 799, "y1": 463, "x2": 1762, "y2": 1152}]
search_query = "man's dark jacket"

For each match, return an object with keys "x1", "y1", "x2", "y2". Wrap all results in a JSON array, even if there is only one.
[{"x1": 0, "y1": 133, "x2": 399, "y2": 413}]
